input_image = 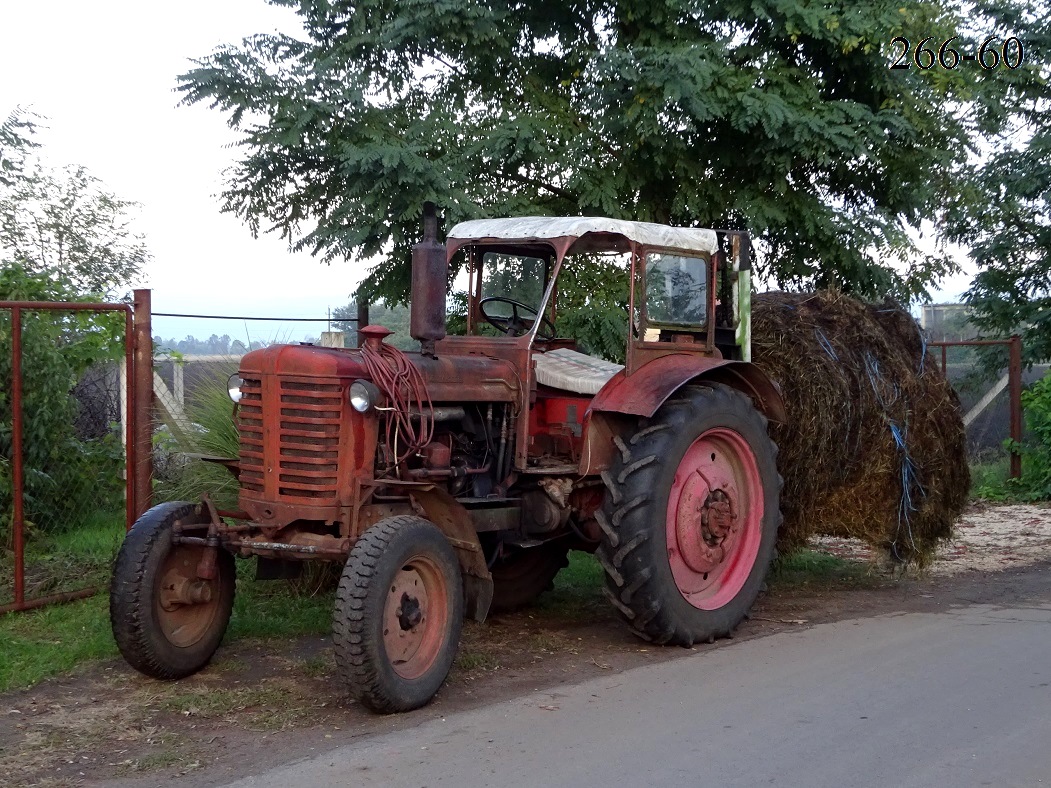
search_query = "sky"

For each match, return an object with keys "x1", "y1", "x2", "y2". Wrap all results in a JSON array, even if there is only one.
[
  {"x1": 0, "y1": 0, "x2": 366, "y2": 345},
  {"x1": 0, "y1": 1, "x2": 975, "y2": 347}
]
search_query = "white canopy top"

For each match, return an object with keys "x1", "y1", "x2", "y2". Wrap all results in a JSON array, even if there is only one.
[{"x1": 447, "y1": 216, "x2": 719, "y2": 254}]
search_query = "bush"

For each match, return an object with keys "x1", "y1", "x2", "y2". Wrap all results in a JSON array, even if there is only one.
[
  {"x1": 0, "y1": 265, "x2": 125, "y2": 534},
  {"x1": 153, "y1": 360, "x2": 241, "y2": 510},
  {"x1": 998, "y1": 372, "x2": 1051, "y2": 501}
]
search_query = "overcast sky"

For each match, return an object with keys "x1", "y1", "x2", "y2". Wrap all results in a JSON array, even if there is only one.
[
  {"x1": 1, "y1": 1, "x2": 973, "y2": 348},
  {"x1": 0, "y1": 0, "x2": 366, "y2": 345}
]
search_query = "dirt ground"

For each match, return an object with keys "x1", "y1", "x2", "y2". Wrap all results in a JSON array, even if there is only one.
[{"x1": 2, "y1": 501, "x2": 1050, "y2": 788}]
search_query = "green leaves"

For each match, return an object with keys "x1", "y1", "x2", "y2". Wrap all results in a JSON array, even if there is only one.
[
  {"x1": 0, "y1": 267, "x2": 126, "y2": 534},
  {"x1": 0, "y1": 160, "x2": 148, "y2": 299},
  {"x1": 0, "y1": 108, "x2": 41, "y2": 190},
  {"x1": 178, "y1": 0, "x2": 1017, "y2": 304},
  {"x1": 949, "y1": 2, "x2": 1051, "y2": 365}
]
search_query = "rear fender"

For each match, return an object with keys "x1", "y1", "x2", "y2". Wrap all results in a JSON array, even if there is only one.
[{"x1": 579, "y1": 356, "x2": 785, "y2": 475}]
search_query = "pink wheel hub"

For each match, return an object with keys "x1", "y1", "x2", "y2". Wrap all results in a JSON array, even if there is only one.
[
  {"x1": 382, "y1": 556, "x2": 449, "y2": 680},
  {"x1": 666, "y1": 427, "x2": 764, "y2": 610}
]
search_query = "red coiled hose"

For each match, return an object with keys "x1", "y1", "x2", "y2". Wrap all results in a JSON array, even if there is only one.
[{"x1": 359, "y1": 341, "x2": 434, "y2": 466}]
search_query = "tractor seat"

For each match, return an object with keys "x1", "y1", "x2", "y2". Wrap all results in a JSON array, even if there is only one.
[{"x1": 533, "y1": 348, "x2": 624, "y2": 396}]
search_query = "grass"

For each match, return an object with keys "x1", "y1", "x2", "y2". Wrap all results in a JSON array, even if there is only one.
[
  {"x1": 1, "y1": 529, "x2": 881, "y2": 694},
  {"x1": 0, "y1": 513, "x2": 125, "y2": 691},
  {"x1": 970, "y1": 454, "x2": 1014, "y2": 500},
  {"x1": 0, "y1": 533, "x2": 335, "y2": 693},
  {"x1": 769, "y1": 548, "x2": 877, "y2": 589},
  {"x1": 534, "y1": 551, "x2": 607, "y2": 621},
  {"x1": 1, "y1": 510, "x2": 124, "y2": 606},
  {"x1": 0, "y1": 595, "x2": 117, "y2": 691}
]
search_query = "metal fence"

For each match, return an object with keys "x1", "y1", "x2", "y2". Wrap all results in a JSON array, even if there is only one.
[
  {"x1": 0, "y1": 292, "x2": 153, "y2": 614},
  {"x1": 930, "y1": 336, "x2": 1024, "y2": 479}
]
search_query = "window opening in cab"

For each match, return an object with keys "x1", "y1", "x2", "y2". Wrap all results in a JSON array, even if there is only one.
[
  {"x1": 476, "y1": 252, "x2": 549, "y2": 336},
  {"x1": 481, "y1": 253, "x2": 546, "y2": 312},
  {"x1": 645, "y1": 252, "x2": 708, "y2": 327}
]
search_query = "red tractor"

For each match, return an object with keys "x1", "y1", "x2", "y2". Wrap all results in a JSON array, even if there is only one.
[{"x1": 110, "y1": 207, "x2": 785, "y2": 713}]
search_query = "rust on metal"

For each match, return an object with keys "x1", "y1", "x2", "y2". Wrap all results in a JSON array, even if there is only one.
[
  {"x1": 405, "y1": 485, "x2": 493, "y2": 621},
  {"x1": 0, "y1": 587, "x2": 98, "y2": 616},
  {"x1": 223, "y1": 539, "x2": 349, "y2": 557},
  {"x1": 588, "y1": 354, "x2": 787, "y2": 422},
  {"x1": 1009, "y1": 335, "x2": 1022, "y2": 479},
  {"x1": 410, "y1": 201, "x2": 448, "y2": 356},
  {"x1": 132, "y1": 289, "x2": 153, "y2": 520},
  {"x1": 383, "y1": 553, "x2": 449, "y2": 680},
  {"x1": 11, "y1": 306, "x2": 23, "y2": 607}
]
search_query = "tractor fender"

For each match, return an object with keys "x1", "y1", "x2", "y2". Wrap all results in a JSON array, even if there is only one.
[
  {"x1": 409, "y1": 484, "x2": 494, "y2": 623},
  {"x1": 579, "y1": 356, "x2": 785, "y2": 476}
]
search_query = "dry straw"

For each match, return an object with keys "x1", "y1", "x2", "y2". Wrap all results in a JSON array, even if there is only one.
[{"x1": 752, "y1": 291, "x2": 969, "y2": 565}]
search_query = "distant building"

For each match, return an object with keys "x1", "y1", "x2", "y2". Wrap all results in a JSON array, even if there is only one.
[{"x1": 919, "y1": 303, "x2": 975, "y2": 341}]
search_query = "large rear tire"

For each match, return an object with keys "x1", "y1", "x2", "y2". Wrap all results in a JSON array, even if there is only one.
[
  {"x1": 489, "y1": 543, "x2": 569, "y2": 613},
  {"x1": 333, "y1": 516, "x2": 464, "y2": 713},
  {"x1": 110, "y1": 501, "x2": 236, "y2": 679},
  {"x1": 596, "y1": 384, "x2": 780, "y2": 646}
]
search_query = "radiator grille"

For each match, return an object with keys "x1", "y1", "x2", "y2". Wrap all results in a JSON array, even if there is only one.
[
  {"x1": 238, "y1": 377, "x2": 344, "y2": 500},
  {"x1": 238, "y1": 378, "x2": 264, "y2": 492}
]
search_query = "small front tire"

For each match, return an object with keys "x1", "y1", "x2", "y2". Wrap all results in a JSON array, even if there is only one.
[
  {"x1": 333, "y1": 516, "x2": 465, "y2": 713},
  {"x1": 110, "y1": 501, "x2": 236, "y2": 679}
]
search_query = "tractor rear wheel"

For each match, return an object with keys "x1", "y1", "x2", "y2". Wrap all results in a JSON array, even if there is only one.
[
  {"x1": 489, "y1": 543, "x2": 569, "y2": 613},
  {"x1": 596, "y1": 384, "x2": 780, "y2": 646},
  {"x1": 333, "y1": 516, "x2": 464, "y2": 713},
  {"x1": 110, "y1": 501, "x2": 236, "y2": 679}
]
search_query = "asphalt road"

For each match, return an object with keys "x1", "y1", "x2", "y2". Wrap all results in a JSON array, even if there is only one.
[{"x1": 226, "y1": 597, "x2": 1051, "y2": 788}]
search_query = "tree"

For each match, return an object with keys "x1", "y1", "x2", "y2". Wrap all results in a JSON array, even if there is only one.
[
  {"x1": 0, "y1": 108, "x2": 40, "y2": 189},
  {"x1": 333, "y1": 301, "x2": 414, "y2": 349},
  {"x1": 0, "y1": 265, "x2": 126, "y2": 533},
  {"x1": 0, "y1": 116, "x2": 145, "y2": 532},
  {"x1": 178, "y1": 0, "x2": 1001, "y2": 306},
  {"x1": 952, "y1": 3, "x2": 1051, "y2": 366},
  {"x1": 0, "y1": 160, "x2": 149, "y2": 298}
]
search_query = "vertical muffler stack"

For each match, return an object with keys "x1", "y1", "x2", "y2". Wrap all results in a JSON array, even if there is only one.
[{"x1": 410, "y1": 201, "x2": 448, "y2": 357}]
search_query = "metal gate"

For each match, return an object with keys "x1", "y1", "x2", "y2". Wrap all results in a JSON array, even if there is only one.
[
  {"x1": 0, "y1": 290, "x2": 154, "y2": 614},
  {"x1": 929, "y1": 335, "x2": 1022, "y2": 479}
]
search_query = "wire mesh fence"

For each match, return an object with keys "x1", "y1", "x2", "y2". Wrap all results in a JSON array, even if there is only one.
[{"x1": 931, "y1": 338, "x2": 1027, "y2": 478}]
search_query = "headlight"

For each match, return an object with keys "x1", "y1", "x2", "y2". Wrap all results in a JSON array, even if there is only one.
[
  {"x1": 349, "y1": 380, "x2": 380, "y2": 413},
  {"x1": 227, "y1": 373, "x2": 244, "y2": 403}
]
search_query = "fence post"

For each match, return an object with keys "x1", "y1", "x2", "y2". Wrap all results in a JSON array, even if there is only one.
[
  {"x1": 357, "y1": 301, "x2": 370, "y2": 347},
  {"x1": 1008, "y1": 334, "x2": 1022, "y2": 480},
  {"x1": 10, "y1": 307, "x2": 24, "y2": 607},
  {"x1": 132, "y1": 290, "x2": 154, "y2": 519}
]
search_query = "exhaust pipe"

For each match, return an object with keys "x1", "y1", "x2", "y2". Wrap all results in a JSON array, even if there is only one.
[{"x1": 410, "y1": 202, "x2": 448, "y2": 358}]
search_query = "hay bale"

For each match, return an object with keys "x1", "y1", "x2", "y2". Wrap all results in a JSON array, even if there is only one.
[{"x1": 752, "y1": 291, "x2": 969, "y2": 565}]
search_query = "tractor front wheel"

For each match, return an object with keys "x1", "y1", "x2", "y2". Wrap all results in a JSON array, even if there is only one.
[
  {"x1": 596, "y1": 384, "x2": 780, "y2": 646},
  {"x1": 333, "y1": 516, "x2": 464, "y2": 713},
  {"x1": 110, "y1": 501, "x2": 236, "y2": 679}
]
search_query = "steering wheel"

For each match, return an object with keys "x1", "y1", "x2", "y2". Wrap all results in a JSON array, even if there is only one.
[{"x1": 479, "y1": 297, "x2": 556, "y2": 340}]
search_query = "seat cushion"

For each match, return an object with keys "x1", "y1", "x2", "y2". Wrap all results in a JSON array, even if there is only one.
[{"x1": 533, "y1": 348, "x2": 624, "y2": 396}]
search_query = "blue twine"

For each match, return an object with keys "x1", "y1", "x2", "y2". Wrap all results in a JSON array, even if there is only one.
[
  {"x1": 864, "y1": 351, "x2": 928, "y2": 560},
  {"x1": 815, "y1": 329, "x2": 838, "y2": 361},
  {"x1": 888, "y1": 419, "x2": 927, "y2": 560}
]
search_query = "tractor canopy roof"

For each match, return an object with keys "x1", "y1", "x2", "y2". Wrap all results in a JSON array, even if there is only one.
[{"x1": 447, "y1": 217, "x2": 719, "y2": 256}]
